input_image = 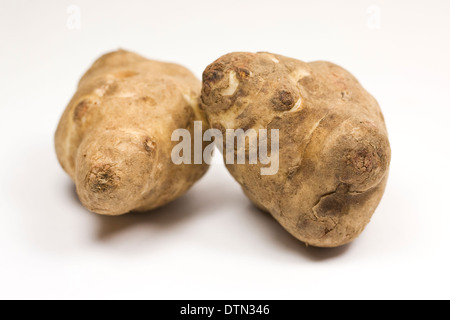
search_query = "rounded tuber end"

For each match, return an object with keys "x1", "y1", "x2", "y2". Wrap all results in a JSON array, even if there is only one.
[
  {"x1": 329, "y1": 119, "x2": 391, "y2": 192},
  {"x1": 74, "y1": 129, "x2": 157, "y2": 215},
  {"x1": 297, "y1": 118, "x2": 391, "y2": 247}
]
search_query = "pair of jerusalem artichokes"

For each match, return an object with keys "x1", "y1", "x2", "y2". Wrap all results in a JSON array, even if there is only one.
[{"x1": 55, "y1": 50, "x2": 390, "y2": 248}]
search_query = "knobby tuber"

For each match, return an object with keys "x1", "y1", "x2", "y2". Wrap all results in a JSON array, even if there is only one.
[
  {"x1": 55, "y1": 50, "x2": 208, "y2": 215},
  {"x1": 201, "y1": 52, "x2": 391, "y2": 247}
]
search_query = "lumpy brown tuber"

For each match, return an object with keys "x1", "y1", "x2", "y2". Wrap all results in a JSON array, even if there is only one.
[
  {"x1": 55, "y1": 50, "x2": 208, "y2": 215},
  {"x1": 201, "y1": 52, "x2": 391, "y2": 247}
]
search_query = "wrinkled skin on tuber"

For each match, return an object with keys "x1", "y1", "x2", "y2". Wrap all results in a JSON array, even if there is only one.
[
  {"x1": 55, "y1": 50, "x2": 208, "y2": 215},
  {"x1": 201, "y1": 52, "x2": 391, "y2": 247}
]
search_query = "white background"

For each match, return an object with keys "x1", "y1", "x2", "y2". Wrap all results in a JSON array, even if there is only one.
[{"x1": 0, "y1": 0, "x2": 449, "y2": 300}]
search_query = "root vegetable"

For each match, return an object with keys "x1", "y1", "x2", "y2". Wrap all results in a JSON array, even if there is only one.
[
  {"x1": 55, "y1": 50, "x2": 208, "y2": 215},
  {"x1": 201, "y1": 52, "x2": 391, "y2": 247}
]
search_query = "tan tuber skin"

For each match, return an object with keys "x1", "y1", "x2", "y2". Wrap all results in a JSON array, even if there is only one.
[
  {"x1": 201, "y1": 52, "x2": 391, "y2": 247},
  {"x1": 55, "y1": 50, "x2": 208, "y2": 215}
]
